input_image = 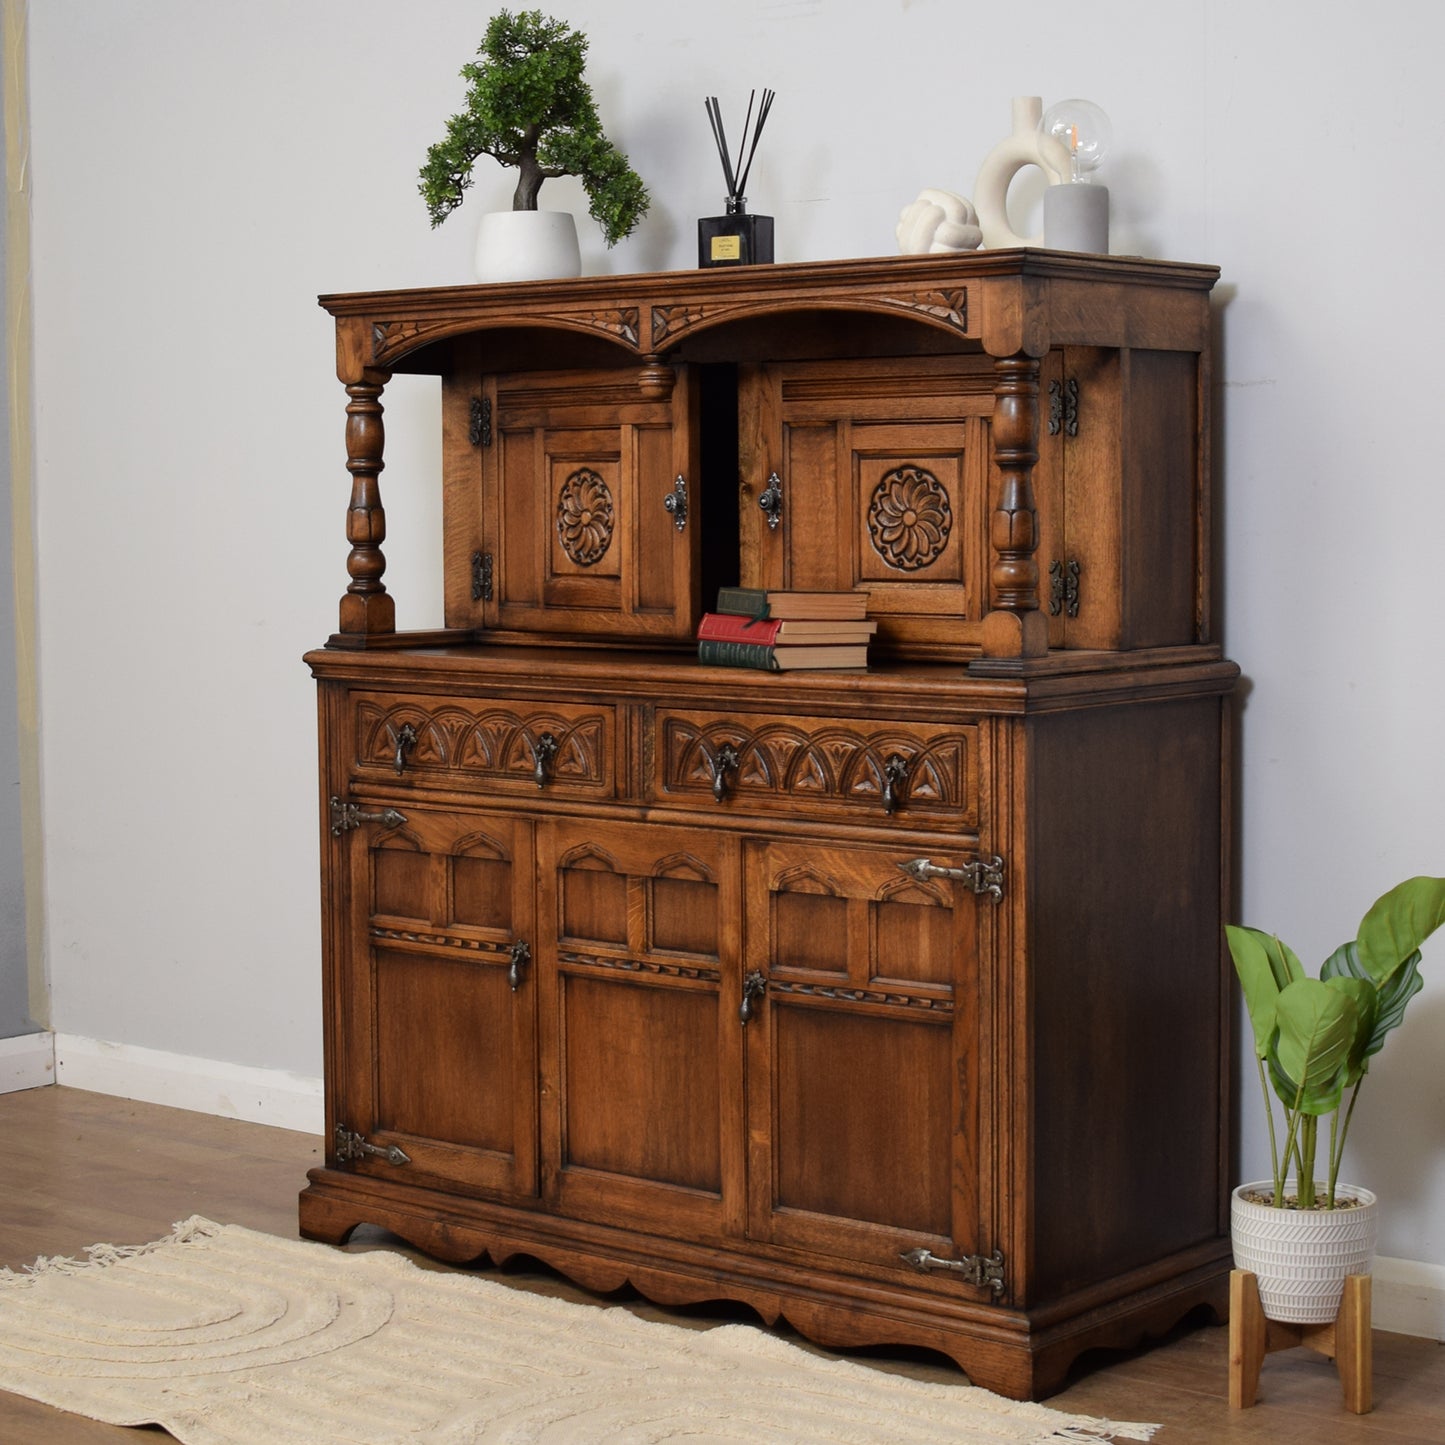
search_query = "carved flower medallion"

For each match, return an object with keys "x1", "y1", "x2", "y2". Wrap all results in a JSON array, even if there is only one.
[
  {"x1": 867, "y1": 466, "x2": 953, "y2": 571},
  {"x1": 556, "y1": 468, "x2": 615, "y2": 566}
]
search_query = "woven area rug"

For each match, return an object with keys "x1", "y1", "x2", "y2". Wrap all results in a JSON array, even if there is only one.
[{"x1": 0, "y1": 1217, "x2": 1158, "y2": 1444}]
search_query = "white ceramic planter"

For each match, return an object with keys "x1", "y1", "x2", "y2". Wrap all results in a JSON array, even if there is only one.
[
  {"x1": 473, "y1": 210, "x2": 581, "y2": 284},
  {"x1": 1231, "y1": 1181, "x2": 1378, "y2": 1324}
]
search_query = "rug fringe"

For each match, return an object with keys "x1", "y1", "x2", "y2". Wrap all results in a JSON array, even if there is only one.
[
  {"x1": 1041, "y1": 1425, "x2": 1159, "y2": 1443},
  {"x1": 0, "y1": 1215, "x2": 224, "y2": 1287}
]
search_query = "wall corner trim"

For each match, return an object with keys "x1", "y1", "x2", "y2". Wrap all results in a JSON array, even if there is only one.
[{"x1": 0, "y1": 1029, "x2": 54, "y2": 1093}]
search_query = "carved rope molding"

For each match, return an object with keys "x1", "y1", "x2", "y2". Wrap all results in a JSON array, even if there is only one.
[
  {"x1": 766, "y1": 979, "x2": 953, "y2": 1013},
  {"x1": 558, "y1": 951, "x2": 721, "y2": 983}
]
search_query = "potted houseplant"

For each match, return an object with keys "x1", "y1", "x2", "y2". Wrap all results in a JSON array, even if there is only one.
[
  {"x1": 418, "y1": 9, "x2": 651, "y2": 282},
  {"x1": 1226, "y1": 874, "x2": 1445, "y2": 1322}
]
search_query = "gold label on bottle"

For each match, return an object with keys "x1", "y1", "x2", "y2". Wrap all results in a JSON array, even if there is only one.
[{"x1": 711, "y1": 235, "x2": 742, "y2": 261}]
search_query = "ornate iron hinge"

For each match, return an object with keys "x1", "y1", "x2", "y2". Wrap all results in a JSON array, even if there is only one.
[
  {"x1": 334, "y1": 1123, "x2": 411, "y2": 1167},
  {"x1": 1049, "y1": 557, "x2": 1081, "y2": 618},
  {"x1": 329, "y1": 797, "x2": 407, "y2": 835},
  {"x1": 472, "y1": 550, "x2": 493, "y2": 602},
  {"x1": 898, "y1": 855, "x2": 1005, "y2": 903},
  {"x1": 901, "y1": 1246, "x2": 1006, "y2": 1295},
  {"x1": 1048, "y1": 376, "x2": 1079, "y2": 436},
  {"x1": 469, "y1": 396, "x2": 492, "y2": 447}
]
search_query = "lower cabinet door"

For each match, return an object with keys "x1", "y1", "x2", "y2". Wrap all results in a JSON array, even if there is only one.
[
  {"x1": 335, "y1": 804, "x2": 538, "y2": 1198},
  {"x1": 537, "y1": 819, "x2": 744, "y2": 1241},
  {"x1": 742, "y1": 838, "x2": 984, "y2": 1281}
]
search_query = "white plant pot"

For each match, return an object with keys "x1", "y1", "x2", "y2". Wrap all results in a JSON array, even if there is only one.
[
  {"x1": 1231, "y1": 1181, "x2": 1378, "y2": 1324},
  {"x1": 473, "y1": 210, "x2": 581, "y2": 284}
]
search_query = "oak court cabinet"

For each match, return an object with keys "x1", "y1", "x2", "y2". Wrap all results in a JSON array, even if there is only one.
[{"x1": 298, "y1": 251, "x2": 1238, "y2": 1401}]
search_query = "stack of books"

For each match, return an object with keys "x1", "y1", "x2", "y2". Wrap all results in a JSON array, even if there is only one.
[{"x1": 696, "y1": 588, "x2": 875, "y2": 670}]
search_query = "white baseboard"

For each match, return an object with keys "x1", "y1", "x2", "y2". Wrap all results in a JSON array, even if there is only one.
[
  {"x1": 1373, "y1": 1255, "x2": 1445, "y2": 1341},
  {"x1": 0, "y1": 1031, "x2": 56, "y2": 1093},
  {"x1": 52, "y1": 1033, "x2": 323, "y2": 1136}
]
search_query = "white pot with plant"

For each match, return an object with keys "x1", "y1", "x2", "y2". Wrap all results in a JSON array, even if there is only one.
[
  {"x1": 1226, "y1": 875, "x2": 1445, "y2": 1323},
  {"x1": 418, "y1": 9, "x2": 651, "y2": 282}
]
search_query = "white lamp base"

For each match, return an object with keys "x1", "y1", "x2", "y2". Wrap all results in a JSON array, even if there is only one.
[{"x1": 1043, "y1": 184, "x2": 1110, "y2": 254}]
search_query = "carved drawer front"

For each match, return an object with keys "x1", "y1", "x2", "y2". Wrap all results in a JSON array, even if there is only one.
[
  {"x1": 651, "y1": 708, "x2": 976, "y2": 826},
  {"x1": 351, "y1": 692, "x2": 616, "y2": 799}
]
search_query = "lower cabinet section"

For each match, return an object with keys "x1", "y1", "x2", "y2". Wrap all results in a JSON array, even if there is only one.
[{"x1": 303, "y1": 659, "x2": 1235, "y2": 1401}]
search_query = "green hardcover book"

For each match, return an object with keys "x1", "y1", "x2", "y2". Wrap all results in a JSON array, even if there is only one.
[{"x1": 714, "y1": 586, "x2": 770, "y2": 619}]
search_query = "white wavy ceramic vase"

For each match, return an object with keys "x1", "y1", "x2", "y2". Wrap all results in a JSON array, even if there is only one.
[{"x1": 1231, "y1": 1181, "x2": 1378, "y2": 1324}]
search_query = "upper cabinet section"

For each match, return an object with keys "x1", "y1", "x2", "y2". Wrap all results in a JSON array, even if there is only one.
[{"x1": 318, "y1": 252, "x2": 1218, "y2": 665}]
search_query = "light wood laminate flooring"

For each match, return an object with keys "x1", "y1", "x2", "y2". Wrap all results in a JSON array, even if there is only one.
[{"x1": 1, "y1": 1086, "x2": 1441, "y2": 1443}]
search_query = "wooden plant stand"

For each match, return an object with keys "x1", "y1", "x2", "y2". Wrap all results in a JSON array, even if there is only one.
[{"x1": 1229, "y1": 1268, "x2": 1372, "y2": 1413}]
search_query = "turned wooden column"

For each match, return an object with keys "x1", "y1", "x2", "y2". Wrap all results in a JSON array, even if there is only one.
[
  {"x1": 981, "y1": 353, "x2": 1048, "y2": 659},
  {"x1": 337, "y1": 370, "x2": 395, "y2": 637}
]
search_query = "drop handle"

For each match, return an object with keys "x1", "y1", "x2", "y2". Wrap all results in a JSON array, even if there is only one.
[
  {"x1": 530, "y1": 732, "x2": 559, "y2": 788},
  {"x1": 507, "y1": 939, "x2": 531, "y2": 992},
  {"x1": 882, "y1": 754, "x2": 910, "y2": 815},
  {"x1": 758, "y1": 471, "x2": 783, "y2": 530},
  {"x1": 710, "y1": 743, "x2": 740, "y2": 802},
  {"x1": 393, "y1": 723, "x2": 417, "y2": 775},
  {"x1": 739, "y1": 971, "x2": 767, "y2": 1025}
]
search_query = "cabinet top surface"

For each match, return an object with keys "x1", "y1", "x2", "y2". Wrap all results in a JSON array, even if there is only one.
[{"x1": 320, "y1": 251, "x2": 1220, "y2": 375}]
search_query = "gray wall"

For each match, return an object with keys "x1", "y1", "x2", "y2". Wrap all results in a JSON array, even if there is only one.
[{"x1": 0, "y1": 38, "x2": 34, "y2": 1041}]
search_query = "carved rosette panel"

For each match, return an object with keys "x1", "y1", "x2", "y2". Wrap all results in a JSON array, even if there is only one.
[
  {"x1": 868, "y1": 466, "x2": 953, "y2": 572},
  {"x1": 356, "y1": 702, "x2": 609, "y2": 788},
  {"x1": 662, "y1": 719, "x2": 969, "y2": 815},
  {"x1": 556, "y1": 468, "x2": 615, "y2": 567}
]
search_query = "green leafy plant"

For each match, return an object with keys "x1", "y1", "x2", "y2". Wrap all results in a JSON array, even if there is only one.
[
  {"x1": 1226, "y1": 875, "x2": 1445, "y2": 1210},
  {"x1": 418, "y1": 9, "x2": 650, "y2": 247}
]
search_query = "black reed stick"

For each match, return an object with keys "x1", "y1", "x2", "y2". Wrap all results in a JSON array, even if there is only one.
[{"x1": 705, "y1": 89, "x2": 775, "y2": 206}]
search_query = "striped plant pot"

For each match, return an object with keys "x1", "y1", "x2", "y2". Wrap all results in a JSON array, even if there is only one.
[{"x1": 1231, "y1": 1181, "x2": 1378, "y2": 1324}]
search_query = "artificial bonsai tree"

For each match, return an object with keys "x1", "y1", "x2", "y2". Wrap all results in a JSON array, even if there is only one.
[
  {"x1": 1226, "y1": 874, "x2": 1445, "y2": 1209},
  {"x1": 418, "y1": 9, "x2": 650, "y2": 247}
]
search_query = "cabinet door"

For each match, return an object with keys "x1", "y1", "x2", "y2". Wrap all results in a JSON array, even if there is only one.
[
  {"x1": 738, "y1": 356, "x2": 993, "y2": 653},
  {"x1": 443, "y1": 361, "x2": 700, "y2": 640},
  {"x1": 335, "y1": 804, "x2": 537, "y2": 1199},
  {"x1": 537, "y1": 819, "x2": 743, "y2": 1241},
  {"x1": 742, "y1": 838, "x2": 982, "y2": 1276}
]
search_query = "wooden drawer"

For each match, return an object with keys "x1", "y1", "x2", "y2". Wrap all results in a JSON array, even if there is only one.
[
  {"x1": 649, "y1": 707, "x2": 977, "y2": 826},
  {"x1": 350, "y1": 691, "x2": 618, "y2": 799}
]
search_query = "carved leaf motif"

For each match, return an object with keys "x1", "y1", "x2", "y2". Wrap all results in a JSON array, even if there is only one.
[
  {"x1": 556, "y1": 468, "x2": 615, "y2": 566},
  {"x1": 868, "y1": 466, "x2": 953, "y2": 571}
]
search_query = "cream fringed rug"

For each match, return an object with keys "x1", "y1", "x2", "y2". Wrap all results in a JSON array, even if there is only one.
[{"x1": 0, "y1": 1218, "x2": 1159, "y2": 1444}]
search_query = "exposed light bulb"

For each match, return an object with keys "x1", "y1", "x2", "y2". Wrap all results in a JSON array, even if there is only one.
[{"x1": 1041, "y1": 99, "x2": 1112, "y2": 183}]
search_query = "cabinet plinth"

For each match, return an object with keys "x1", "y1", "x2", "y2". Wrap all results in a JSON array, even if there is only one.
[{"x1": 302, "y1": 253, "x2": 1235, "y2": 1401}]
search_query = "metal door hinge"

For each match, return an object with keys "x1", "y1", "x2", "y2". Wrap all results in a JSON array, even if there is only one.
[
  {"x1": 1048, "y1": 376, "x2": 1079, "y2": 436},
  {"x1": 469, "y1": 396, "x2": 492, "y2": 447},
  {"x1": 898, "y1": 854, "x2": 1005, "y2": 903},
  {"x1": 1049, "y1": 557, "x2": 1081, "y2": 618},
  {"x1": 901, "y1": 1246, "x2": 1006, "y2": 1294},
  {"x1": 329, "y1": 797, "x2": 407, "y2": 835},
  {"x1": 335, "y1": 1123, "x2": 411, "y2": 1167},
  {"x1": 472, "y1": 551, "x2": 493, "y2": 602}
]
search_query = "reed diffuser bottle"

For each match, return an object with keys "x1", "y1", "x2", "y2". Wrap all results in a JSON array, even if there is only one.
[{"x1": 699, "y1": 89, "x2": 775, "y2": 267}]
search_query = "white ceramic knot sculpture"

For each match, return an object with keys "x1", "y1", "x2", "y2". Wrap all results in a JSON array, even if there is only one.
[
  {"x1": 896, "y1": 189, "x2": 983, "y2": 254},
  {"x1": 973, "y1": 96, "x2": 1073, "y2": 248}
]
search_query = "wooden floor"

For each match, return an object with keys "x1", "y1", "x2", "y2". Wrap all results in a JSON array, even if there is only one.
[{"x1": 1, "y1": 1086, "x2": 1441, "y2": 1444}]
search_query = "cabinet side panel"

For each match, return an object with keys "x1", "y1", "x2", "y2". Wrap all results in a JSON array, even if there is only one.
[
  {"x1": 1122, "y1": 350, "x2": 1200, "y2": 647},
  {"x1": 1027, "y1": 695, "x2": 1227, "y2": 1299}
]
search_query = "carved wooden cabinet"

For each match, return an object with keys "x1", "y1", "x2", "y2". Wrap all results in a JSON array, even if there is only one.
[{"x1": 299, "y1": 253, "x2": 1237, "y2": 1401}]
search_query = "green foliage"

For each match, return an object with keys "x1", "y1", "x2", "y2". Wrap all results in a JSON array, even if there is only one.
[
  {"x1": 1226, "y1": 875, "x2": 1445, "y2": 1209},
  {"x1": 418, "y1": 9, "x2": 650, "y2": 247}
]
